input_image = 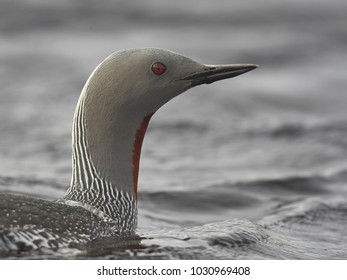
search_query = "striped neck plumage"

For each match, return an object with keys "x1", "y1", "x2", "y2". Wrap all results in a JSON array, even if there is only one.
[{"x1": 63, "y1": 89, "x2": 141, "y2": 234}]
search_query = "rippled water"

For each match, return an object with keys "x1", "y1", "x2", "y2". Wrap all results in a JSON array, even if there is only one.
[{"x1": 1, "y1": 0, "x2": 347, "y2": 259}]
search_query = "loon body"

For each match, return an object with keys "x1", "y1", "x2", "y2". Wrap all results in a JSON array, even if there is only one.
[
  {"x1": 0, "y1": 48, "x2": 256, "y2": 251},
  {"x1": 0, "y1": 193, "x2": 116, "y2": 251}
]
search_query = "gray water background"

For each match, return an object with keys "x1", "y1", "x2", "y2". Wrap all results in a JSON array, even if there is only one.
[{"x1": 0, "y1": 0, "x2": 347, "y2": 259}]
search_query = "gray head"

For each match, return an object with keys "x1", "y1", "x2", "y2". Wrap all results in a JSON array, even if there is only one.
[{"x1": 85, "y1": 48, "x2": 257, "y2": 117}]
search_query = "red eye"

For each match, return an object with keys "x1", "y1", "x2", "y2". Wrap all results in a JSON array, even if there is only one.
[{"x1": 151, "y1": 62, "x2": 167, "y2": 75}]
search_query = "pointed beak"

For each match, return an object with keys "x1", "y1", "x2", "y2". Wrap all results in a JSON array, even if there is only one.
[{"x1": 181, "y1": 64, "x2": 258, "y2": 87}]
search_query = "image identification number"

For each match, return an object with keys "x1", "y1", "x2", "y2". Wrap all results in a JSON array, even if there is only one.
[{"x1": 191, "y1": 266, "x2": 250, "y2": 276}]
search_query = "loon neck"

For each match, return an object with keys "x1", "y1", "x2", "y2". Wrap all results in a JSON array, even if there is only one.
[{"x1": 64, "y1": 68, "x2": 153, "y2": 233}]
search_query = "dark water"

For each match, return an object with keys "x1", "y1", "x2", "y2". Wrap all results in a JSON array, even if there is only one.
[{"x1": 1, "y1": 0, "x2": 347, "y2": 259}]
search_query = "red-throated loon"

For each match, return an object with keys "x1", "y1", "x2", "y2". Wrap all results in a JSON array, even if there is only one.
[{"x1": 0, "y1": 48, "x2": 257, "y2": 251}]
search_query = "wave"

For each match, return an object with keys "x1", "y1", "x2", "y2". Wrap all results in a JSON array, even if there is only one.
[
  {"x1": 0, "y1": 175, "x2": 66, "y2": 199},
  {"x1": 233, "y1": 119, "x2": 347, "y2": 140},
  {"x1": 138, "y1": 197, "x2": 347, "y2": 259}
]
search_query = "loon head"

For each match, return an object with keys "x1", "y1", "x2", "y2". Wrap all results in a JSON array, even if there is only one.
[
  {"x1": 86, "y1": 48, "x2": 257, "y2": 116},
  {"x1": 65, "y1": 48, "x2": 257, "y2": 232}
]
